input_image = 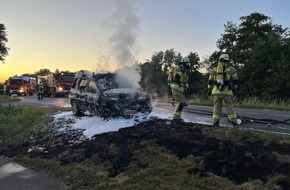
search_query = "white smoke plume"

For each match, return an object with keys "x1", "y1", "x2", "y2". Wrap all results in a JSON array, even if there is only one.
[
  {"x1": 96, "y1": 0, "x2": 141, "y2": 89},
  {"x1": 115, "y1": 64, "x2": 141, "y2": 90},
  {"x1": 97, "y1": 0, "x2": 140, "y2": 70}
]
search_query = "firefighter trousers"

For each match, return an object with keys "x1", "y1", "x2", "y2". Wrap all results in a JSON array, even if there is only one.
[
  {"x1": 171, "y1": 88, "x2": 186, "y2": 120},
  {"x1": 212, "y1": 94, "x2": 237, "y2": 124}
]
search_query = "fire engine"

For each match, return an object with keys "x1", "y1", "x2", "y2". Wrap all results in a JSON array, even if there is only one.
[
  {"x1": 8, "y1": 76, "x2": 36, "y2": 96},
  {"x1": 37, "y1": 72, "x2": 76, "y2": 97}
]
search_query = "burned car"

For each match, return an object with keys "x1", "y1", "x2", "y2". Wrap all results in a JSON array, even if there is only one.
[{"x1": 69, "y1": 73, "x2": 152, "y2": 119}]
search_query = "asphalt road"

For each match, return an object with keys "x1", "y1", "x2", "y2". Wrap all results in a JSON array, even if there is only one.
[
  {"x1": 154, "y1": 102, "x2": 290, "y2": 135},
  {"x1": 2, "y1": 95, "x2": 290, "y2": 135},
  {"x1": 1, "y1": 95, "x2": 70, "y2": 108},
  {"x1": 0, "y1": 157, "x2": 62, "y2": 190}
]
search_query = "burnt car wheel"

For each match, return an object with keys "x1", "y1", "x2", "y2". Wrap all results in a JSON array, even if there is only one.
[{"x1": 71, "y1": 100, "x2": 82, "y2": 116}]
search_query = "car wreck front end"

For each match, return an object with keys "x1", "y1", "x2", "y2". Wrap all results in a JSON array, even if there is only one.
[{"x1": 99, "y1": 88, "x2": 152, "y2": 118}]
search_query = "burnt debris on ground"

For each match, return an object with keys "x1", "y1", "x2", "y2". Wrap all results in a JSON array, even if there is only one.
[{"x1": 1, "y1": 117, "x2": 290, "y2": 188}]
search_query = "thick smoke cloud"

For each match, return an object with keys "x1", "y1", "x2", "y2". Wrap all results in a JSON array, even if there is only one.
[
  {"x1": 115, "y1": 65, "x2": 141, "y2": 90},
  {"x1": 108, "y1": 0, "x2": 140, "y2": 66},
  {"x1": 98, "y1": 0, "x2": 140, "y2": 70},
  {"x1": 97, "y1": 0, "x2": 141, "y2": 89}
]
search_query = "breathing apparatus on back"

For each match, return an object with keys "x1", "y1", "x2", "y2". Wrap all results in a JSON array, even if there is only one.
[{"x1": 216, "y1": 54, "x2": 230, "y2": 91}]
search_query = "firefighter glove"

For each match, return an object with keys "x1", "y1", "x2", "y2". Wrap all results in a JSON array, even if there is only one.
[
  {"x1": 208, "y1": 90, "x2": 212, "y2": 96},
  {"x1": 184, "y1": 85, "x2": 189, "y2": 95}
]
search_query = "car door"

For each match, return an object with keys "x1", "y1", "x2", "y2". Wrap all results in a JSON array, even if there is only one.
[
  {"x1": 75, "y1": 78, "x2": 89, "y2": 110},
  {"x1": 69, "y1": 77, "x2": 79, "y2": 99},
  {"x1": 86, "y1": 80, "x2": 100, "y2": 112}
]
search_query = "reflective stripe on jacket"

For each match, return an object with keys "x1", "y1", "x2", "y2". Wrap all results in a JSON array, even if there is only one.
[
  {"x1": 167, "y1": 66, "x2": 176, "y2": 83},
  {"x1": 171, "y1": 71, "x2": 189, "y2": 93},
  {"x1": 38, "y1": 84, "x2": 44, "y2": 93}
]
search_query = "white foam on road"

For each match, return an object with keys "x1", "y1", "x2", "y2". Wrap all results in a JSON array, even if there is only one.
[{"x1": 53, "y1": 109, "x2": 175, "y2": 139}]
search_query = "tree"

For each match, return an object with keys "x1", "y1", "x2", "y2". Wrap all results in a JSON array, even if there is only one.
[
  {"x1": 0, "y1": 23, "x2": 9, "y2": 63},
  {"x1": 237, "y1": 13, "x2": 290, "y2": 99},
  {"x1": 186, "y1": 52, "x2": 206, "y2": 95},
  {"x1": 139, "y1": 51, "x2": 169, "y2": 97},
  {"x1": 279, "y1": 37, "x2": 290, "y2": 99},
  {"x1": 213, "y1": 12, "x2": 290, "y2": 100},
  {"x1": 216, "y1": 21, "x2": 239, "y2": 68},
  {"x1": 162, "y1": 49, "x2": 181, "y2": 72},
  {"x1": 34, "y1": 69, "x2": 52, "y2": 76},
  {"x1": 139, "y1": 49, "x2": 206, "y2": 98},
  {"x1": 188, "y1": 52, "x2": 201, "y2": 72}
]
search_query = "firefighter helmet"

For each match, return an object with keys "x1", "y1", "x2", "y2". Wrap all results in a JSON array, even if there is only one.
[
  {"x1": 219, "y1": 54, "x2": 229, "y2": 62},
  {"x1": 179, "y1": 56, "x2": 190, "y2": 69},
  {"x1": 178, "y1": 57, "x2": 190, "y2": 69},
  {"x1": 180, "y1": 56, "x2": 190, "y2": 63}
]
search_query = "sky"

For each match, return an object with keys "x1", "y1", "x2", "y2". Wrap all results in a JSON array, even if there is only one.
[{"x1": 1, "y1": 0, "x2": 290, "y2": 83}]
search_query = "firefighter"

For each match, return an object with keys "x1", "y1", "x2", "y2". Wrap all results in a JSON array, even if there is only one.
[
  {"x1": 170, "y1": 56, "x2": 190, "y2": 122},
  {"x1": 167, "y1": 64, "x2": 176, "y2": 105},
  {"x1": 37, "y1": 81, "x2": 44, "y2": 100},
  {"x1": 208, "y1": 53, "x2": 239, "y2": 127}
]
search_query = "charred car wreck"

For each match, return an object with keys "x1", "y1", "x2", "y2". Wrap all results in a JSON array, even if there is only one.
[{"x1": 69, "y1": 73, "x2": 152, "y2": 119}]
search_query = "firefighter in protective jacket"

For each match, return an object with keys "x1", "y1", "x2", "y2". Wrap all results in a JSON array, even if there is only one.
[
  {"x1": 167, "y1": 65, "x2": 176, "y2": 105},
  {"x1": 37, "y1": 81, "x2": 44, "y2": 100},
  {"x1": 170, "y1": 57, "x2": 190, "y2": 121},
  {"x1": 208, "y1": 54, "x2": 238, "y2": 127}
]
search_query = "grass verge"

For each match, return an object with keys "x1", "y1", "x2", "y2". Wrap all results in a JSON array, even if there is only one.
[
  {"x1": 13, "y1": 123, "x2": 290, "y2": 190},
  {"x1": 0, "y1": 94, "x2": 20, "y2": 102},
  {"x1": 1, "y1": 102, "x2": 290, "y2": 189},
  {"x1": 0, "y1": 105, "x2": 69, "y2": 144}
]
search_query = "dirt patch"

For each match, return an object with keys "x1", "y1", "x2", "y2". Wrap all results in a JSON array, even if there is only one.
[{"x1": 1, "y1": 118, "x2": 290, "y2": 188}]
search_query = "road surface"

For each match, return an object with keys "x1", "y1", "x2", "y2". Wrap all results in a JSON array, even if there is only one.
[
  {"x1": 1, "y1": 95, "x2": 290, "y2": 135},
  {"x1": 0, "y1": 95, "x2": 70, "y2": 108},
  {"x1": 154, "y1": 102, "x2": 290, "y2": 135}
]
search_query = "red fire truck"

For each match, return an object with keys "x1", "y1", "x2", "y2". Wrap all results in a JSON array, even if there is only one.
[
  {"x1": 8, "y1": 76, "x2": 36, "y2": 96},
  {"x1": 37, "y1": 72, "x2": 76, "y2": 97}
]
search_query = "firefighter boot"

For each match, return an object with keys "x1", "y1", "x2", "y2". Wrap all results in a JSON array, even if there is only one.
[
  {"x1": 171, "y1": 117, "x2": 183, "y2": 125},
  {"x1": 171, "y1": 97, "x2": 175, "y2": 106},
  {"x1": 231, "y1": 121, "x2": 239, "y2": 128},
  {"x1": 213, "y1": 120, "x2": 220, "y2": 127},
  {"x1": 227, "y1": 118, "x2": 239, "y2": 128}
]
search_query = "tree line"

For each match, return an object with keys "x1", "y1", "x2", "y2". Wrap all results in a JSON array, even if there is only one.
[
  {"x1": 1, "y1": 12, "x2": 290, "y2": 100},
  {"x1": 139, "y1": 12, "x2": 290, "y2": 101}
]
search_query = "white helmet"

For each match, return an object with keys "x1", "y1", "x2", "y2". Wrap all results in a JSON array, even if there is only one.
[
  {"x1": 179, "y1": 56, "x2": 190, "y2": 69},
  {"x1": 181, "y1": 56, "x2": 190, "y2": 63},
  {"x1": 219, "y1": 54, "x2": 230, "y2": 62}
]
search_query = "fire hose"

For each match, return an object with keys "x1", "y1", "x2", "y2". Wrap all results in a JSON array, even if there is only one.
[{"x1": 183, "y1": 107, "x2": 290, "y2": 129}]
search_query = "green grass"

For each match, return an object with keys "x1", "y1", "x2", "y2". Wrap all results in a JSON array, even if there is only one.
[
  {"x1": 234, "y1": 97, "x2": 290, "y2": 111},
  {"x1": 0, "y1": 94, "x2": 20, "y2": 102},
  {"x1": 1, "y1": 97, "x2": 290, "y2": 189},
  {"x1": 0, "y1": 105, "x2": 69, "y2": 144},
  {"x1": 1, "y1": 106, "x2": 289, "y2": 189},
  {"x1": 15, "y1": 157, "x2": 107, "y2": 190}
]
